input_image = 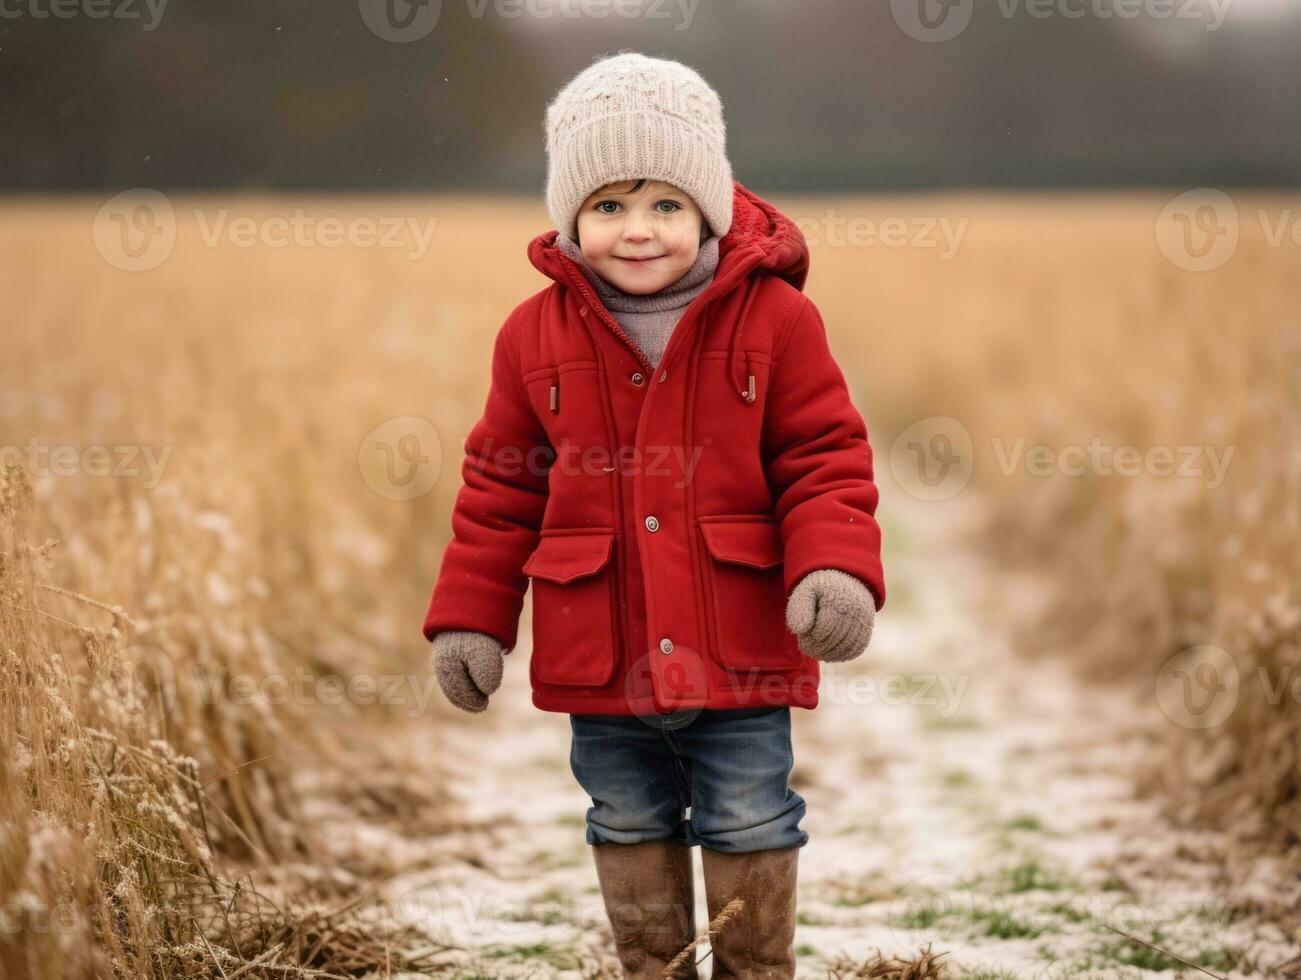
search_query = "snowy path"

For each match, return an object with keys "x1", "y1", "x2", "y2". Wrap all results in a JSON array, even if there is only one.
[{"x1": 378, "y1": 497, "x2": 1295, "y2": 978}]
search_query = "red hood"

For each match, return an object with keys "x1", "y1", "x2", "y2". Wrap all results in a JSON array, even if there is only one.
[
  {"x1": 527, "y1": 180, "x2": 810, "y2": 293},
  {"x1": 527, "y1": 180, "x2": 810, "y2": 403}
]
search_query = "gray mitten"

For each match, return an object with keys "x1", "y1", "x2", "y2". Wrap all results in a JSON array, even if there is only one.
[
  {"x1": 430, "y1": 630, "x2": 506, "y2": 713},
  {"x1": 785, "y1": 568, "x2": 876, "y2": 663}
]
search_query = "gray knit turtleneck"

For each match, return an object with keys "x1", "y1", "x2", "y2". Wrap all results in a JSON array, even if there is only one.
[{"x1": 555, "y1": 234, "x2": 721, "y2": 368}]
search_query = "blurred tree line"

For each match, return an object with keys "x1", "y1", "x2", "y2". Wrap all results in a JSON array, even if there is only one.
[{"x1": 1, "y1": 0, "x2": 1298, "y2": 191}]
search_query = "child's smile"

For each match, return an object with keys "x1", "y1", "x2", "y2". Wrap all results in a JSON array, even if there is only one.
[{"x1": 573, "y1": 178, "x2": 707, "y2": 295}]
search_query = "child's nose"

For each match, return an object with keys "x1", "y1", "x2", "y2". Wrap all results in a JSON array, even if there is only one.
[{"x1": 622, "y1": 214, "x2": 653, "y2": 240}]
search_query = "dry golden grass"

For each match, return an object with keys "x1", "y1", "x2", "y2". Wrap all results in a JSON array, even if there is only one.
[
  {"x1": 1, "y1": 195, "x2": 481, "y2": 977},
  {"x1": 0, "y1": 190, "x2": 1296, "y2": 974},
  {"x1": 826, "y1": 943, "x2": 950, "y2": 979},
  {"x1": 802, "y1": 190, "x2": 1299, "y2": 866}
]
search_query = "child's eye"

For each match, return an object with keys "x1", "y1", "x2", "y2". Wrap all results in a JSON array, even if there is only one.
[{"x1": 592, "y1": 200, "x2": 681, "y2": 216}]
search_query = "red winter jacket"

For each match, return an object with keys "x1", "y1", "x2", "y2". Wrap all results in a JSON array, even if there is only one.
[{"x1": 422, "y1": 180, "x2": 885, "y2": 715}]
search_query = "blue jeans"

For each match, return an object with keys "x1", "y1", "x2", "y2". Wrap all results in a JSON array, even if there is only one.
[{"x1": 568, "y1": 705, "x2": 809, "y2": 854}]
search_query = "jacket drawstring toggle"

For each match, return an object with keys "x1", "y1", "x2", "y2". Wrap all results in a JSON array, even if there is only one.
[
  {"x1": 726, "y1": 289, "x2": 761, "y2": 405},
  {"x1": 742, "y1": 351, "x2": 756, "y2": 403}
]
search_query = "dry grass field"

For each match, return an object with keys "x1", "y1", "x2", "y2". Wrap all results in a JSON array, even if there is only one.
[{"x1": 1, "y1": 191, "x2": 1296, "y2": 977}]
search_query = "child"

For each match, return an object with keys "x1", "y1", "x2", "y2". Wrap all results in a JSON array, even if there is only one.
[{"x1": 423, "y1": 51, "x2": 885, "y2": 978}]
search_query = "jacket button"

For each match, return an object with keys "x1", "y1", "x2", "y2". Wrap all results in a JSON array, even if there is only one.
[
  {"x1": 631, "y1": 372, "x2": 644, "y2": 386},
  {"x1": 644, "y1": 515, "x2": 659, "y2": 532},
  {"x1": 659, "y1": 637, "x2": 674, "y2": 655}
]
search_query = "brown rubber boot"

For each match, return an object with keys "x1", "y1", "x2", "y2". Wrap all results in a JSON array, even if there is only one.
[
  {"x1": 700, "y1": 845, "x2": 799, "y2": 979},
  {"x1": 591, "y1": 839, "x2": 701, "y2": 979}
]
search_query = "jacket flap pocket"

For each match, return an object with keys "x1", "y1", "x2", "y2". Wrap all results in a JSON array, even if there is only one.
[
  {"x1": 523, "y1": 531, "x2": 614, "y2": 584},
  {"x1": 698, "y1": 519, "x2": 783, "y2": 570}
]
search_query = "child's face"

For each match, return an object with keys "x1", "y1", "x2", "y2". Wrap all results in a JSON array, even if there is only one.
[{"x1": 573, "y1": 179, "x2": 706, "y2": 295}]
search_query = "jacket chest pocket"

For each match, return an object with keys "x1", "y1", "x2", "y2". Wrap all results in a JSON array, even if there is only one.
[
  {"x1": 698, "y1": 517, "x2": 804, "y2": 674},
  {"x1": 523, "y1": 529, "x2": 618, "y2": 687},
  {"x1": 523, "y1": 364, "x2": 609, "y2": 457}
]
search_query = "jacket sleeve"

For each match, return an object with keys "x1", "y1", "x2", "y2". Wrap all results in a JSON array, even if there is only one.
[
  {"x1": 761, "y1": 294, "x2": 885, "y2": 610},
  {"x1": 421, "y1": 314, "x2": 553, "y2": 651}
]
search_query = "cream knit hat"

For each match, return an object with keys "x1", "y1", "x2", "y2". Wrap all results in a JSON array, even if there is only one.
[{"x1": 544, "y1": 51, "x2": 734, "y2": 243}]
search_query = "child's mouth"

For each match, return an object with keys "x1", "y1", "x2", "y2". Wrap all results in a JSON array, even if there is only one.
[{"x1": 615, "y1": 254, "x2": 665, "y2": 264}]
